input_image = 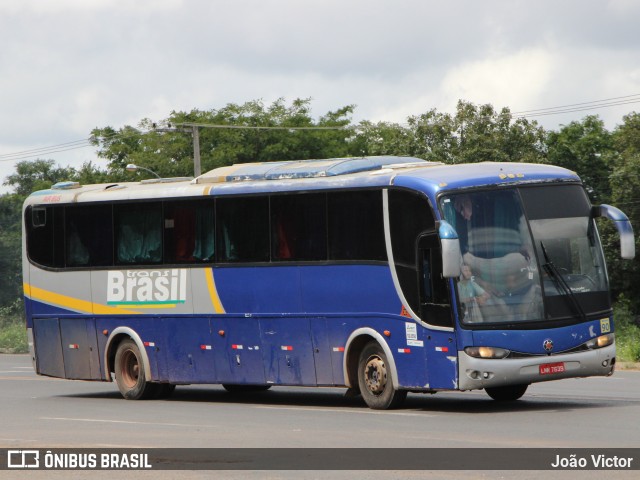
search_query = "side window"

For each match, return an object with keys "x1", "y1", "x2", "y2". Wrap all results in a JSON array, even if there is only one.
[
  {"x1": 164, "y1": 200, "x2": 215, "y2": 263},
  {"x1": 328, "y1": 190, "x2": 386, "y2": 261},
  {"x1": 114, "y1": 202, "x2": 162, "y2": 265},
  {"x1": 388, "y1": 189, "x2": 436, "y2": 315},
  {"x1": 271, "y1": 193, "x2": 327, "y2": 262},
  {"x1": 65, "y1": 204, "x2": 113, "y2": 267},
  {"x1": 216, "y1": 196, "x2": 269, "y2": 262},
  {"x1": 26, "y1": 206, "x2": 64, "y2": 268}
]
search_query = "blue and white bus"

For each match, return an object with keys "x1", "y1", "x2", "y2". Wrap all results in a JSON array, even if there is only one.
[{"x1": 22, "y1": 156, "x2": 635, "y2": 409}]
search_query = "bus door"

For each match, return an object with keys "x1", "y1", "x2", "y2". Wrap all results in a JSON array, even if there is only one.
[{"x1": 418, "y1": 233, "x2": 458, "y2": 389}]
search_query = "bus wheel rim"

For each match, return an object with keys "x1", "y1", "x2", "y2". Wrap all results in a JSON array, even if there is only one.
[
  {"x1": 364, "y1": 355, "x2": 387, "y2": 395},
  {"x1": 120, "y1": 350, "x2": 140, "y2": 389}
]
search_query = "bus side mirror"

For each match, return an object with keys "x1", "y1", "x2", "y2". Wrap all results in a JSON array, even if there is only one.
[
  {"x1": 439, "y1": 221, "x2": 462, "y2": 278},
  {"x1": 592, "y1": 205, "x2": 636, "y2": 259}
]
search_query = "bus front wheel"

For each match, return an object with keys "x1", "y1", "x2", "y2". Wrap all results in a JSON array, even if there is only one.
[
  {"x1": 357, "y1": 341, "x2": 407, "y2": 410},
  {"x1": 114, "y1": 339, "x2": 157, "y2": 400},
  {"x1": 485, "y1": 384, "x2": 528, "y2": 401}
]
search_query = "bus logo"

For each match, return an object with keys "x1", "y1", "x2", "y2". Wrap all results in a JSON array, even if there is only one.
[
  {"x1": 543, "y1": 339, "x2": 554, "y2": 352},
  {"x1": 107, "y1": 269, "x2": 187, "y2": 307}
]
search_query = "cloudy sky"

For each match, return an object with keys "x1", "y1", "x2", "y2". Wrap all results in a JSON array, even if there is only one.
[{"x1": 1, "y1": 0, "x2": 639, "y2": 190}]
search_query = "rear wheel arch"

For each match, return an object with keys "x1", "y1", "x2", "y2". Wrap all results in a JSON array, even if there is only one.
[{"x1": 104, "y1": 327, "x2": 152, "y2": 383}]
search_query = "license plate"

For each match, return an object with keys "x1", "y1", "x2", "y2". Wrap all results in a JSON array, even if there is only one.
[{"x1": 539, "y1": 362, "x2": 565, "y2": 375}]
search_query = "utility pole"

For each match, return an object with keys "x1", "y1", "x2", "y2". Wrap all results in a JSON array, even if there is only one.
[
  {"x1": 153, "y1": 124, "x2": 201, "y2": 177},
  {"x1": 192, "y1": 125, "x2": 201, "y2": 177}
]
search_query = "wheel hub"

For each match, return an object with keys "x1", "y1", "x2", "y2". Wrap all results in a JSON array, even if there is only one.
[
  {"x1": 364, "y1": 356, "x2": 387, "y2": 395},
  {"x1": 121, "y1": 351, "x2": 140, "y2": 388}
]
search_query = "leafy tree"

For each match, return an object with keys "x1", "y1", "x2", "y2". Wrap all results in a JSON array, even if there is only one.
[
  {"x1": 402, "y1": 101, "x2": 546, "y2": 164},
  {"x1": 3, "y1": 159, "x2": 78, "y2": 197},
  {"x1": 545, "y1": 115, "x2": 613, "y2": 203},
  {"x1": 0, "y1": 194, "x2": 23, "y2": 307},
  {"x1": 606, "y1": 112, "x2": 640, "y2": 309},
  {"x1": 348, "y1": 120, "x2": 413, "y2": 157},
  {"x1": 91, "y1": 98, "x2": 355, "y2": 179}
]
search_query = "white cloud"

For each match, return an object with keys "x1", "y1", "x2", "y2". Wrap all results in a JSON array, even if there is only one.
[
  {"x1": 0, "y1": 0, "x2": 183, "y2": 14},
  {"x1": 440, "y1": 49, "x2": 556, "y2": 114}
]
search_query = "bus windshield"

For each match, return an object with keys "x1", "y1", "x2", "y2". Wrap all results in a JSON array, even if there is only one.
[{"x1": 441, "y1": 185, "x2": 610, "y2": 325}]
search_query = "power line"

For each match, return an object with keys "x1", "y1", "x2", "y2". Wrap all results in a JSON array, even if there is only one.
[
  {"x1": 176, "y1": 122, "x2": 352, "y2": 130},
  {"x1": 515, "y1": 98, "x2": 640, "y2": 119},
  {"x1": 0, "y1": 129, "x2": 150, "y2": 163},
  {"x1": 0, "y1": 139, "x2": 93, "y2": 162},
  {"x1": 510, "y1": 93, "x2": 640, "y2": 116}
]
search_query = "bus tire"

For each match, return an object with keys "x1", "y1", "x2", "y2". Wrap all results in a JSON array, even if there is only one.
[
  {"x1": 114, "y1": 339, "x2": 157, "y2": 400},
  {"x1": 222, "y1": 384, "x2": 271, "y2": 393},
  {"x1": 357, "y1": 341, "x2": 407, "y2": 410},
  {"x1": 485, "y1": 384, "x2": 528, "y2": 401}
]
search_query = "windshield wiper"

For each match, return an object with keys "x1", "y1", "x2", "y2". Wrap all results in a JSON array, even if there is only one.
[{"x1": 540, "y1": 242, "x2": 587, "y2": 321}]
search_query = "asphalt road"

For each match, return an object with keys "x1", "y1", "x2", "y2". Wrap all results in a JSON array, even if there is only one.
[{"x1": 1, "y1": 354, "x2": 639, "y2": 479}]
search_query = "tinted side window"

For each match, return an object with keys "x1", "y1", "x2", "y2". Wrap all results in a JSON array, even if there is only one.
[
  {"x1": 114, "y1": 203, "x2": 162, "y2": 265},
  {"x1": 65, "y1": 204, "x2": 113, "y2": 267},
  {"x1": 164, "y1": 200, "x2": 215, "y2": 263},
  {"x1": 26, "y1": 206, "x2": 64, "y2": 268},
  {"x1": 328, "y1": 190, "x2": 386, "y2": 261},
  {"x1": 271, "y1": 193, "x2": 327, "y2": 262},
  {"x1": 216, "y1": 196, "x2": 269, "y2": 262}
]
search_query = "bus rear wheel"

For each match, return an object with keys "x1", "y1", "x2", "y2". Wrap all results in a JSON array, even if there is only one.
[
  {"x1": 114, "y1": 339, "x2": 157, "y2": 400},
  {"x1": 485, "y1": 384, "x2": 528, "y2": 401},
  {"x1": 357, "y1": 341, "x2": 407, "y2": 410}
]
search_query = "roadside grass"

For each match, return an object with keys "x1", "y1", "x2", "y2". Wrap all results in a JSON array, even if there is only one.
[
  {"x1": 0, "y1": 321, "x2": 28, "y2": 353},
  {"x1": 0, "y1": 299, "x2": 28, "y2": 354},
  {"x1": 614, "y1": 297, "x2": 640, "y2": 363}
]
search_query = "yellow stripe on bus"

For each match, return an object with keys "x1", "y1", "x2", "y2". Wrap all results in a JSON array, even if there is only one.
[
  {"x1": 206, "y1": 269, "x2": 226, "y2": 314},
  {"x1": 24, "y1": 284, "x2": 138, "y2": 315}
]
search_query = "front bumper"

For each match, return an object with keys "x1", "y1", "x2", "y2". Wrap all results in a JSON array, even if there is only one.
[{"x1": 458, "y1": 343, "x2": 616, "y2": 390}]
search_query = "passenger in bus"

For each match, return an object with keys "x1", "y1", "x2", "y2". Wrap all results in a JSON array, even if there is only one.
[
  {"x1": 457, "y1": 264, "x2": 490, "y2": 322},
  {"x1": 67, "y1": 223, "x2": 89, "y2": 266},
  {"x1": 454, "y1": 194, "x2": 532, "y2": 289}
]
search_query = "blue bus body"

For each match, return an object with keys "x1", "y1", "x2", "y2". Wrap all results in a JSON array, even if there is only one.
[{"x1": 22, "y1": 156, "x2": 634, "y2": 408}]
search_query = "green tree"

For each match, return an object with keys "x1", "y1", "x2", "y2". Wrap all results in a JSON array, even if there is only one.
[
  {"x1": 606, "y1": 112, "x2": 640, "y2": 310},
  {"x1": 0, "y1": 194, "x2": 23, "y2": 307},
  {"x1": 403, "y1": 101, "x2": 546, "y2": 164},
  {"x1": 91, "y1": 98, "x2": 355, "y2": 178},
  {"x1": 545, "y1": 115, "x2": 613, "y2": 203},
  {"x1": 348, "y1": 120, "x2": 413, "y2": 157},
  {"x1": 348, "y1": 101, "x2": 546, "y2": 164},
  {"x1": 3, "y1": 159, "x2": 78, "y2": 196}
]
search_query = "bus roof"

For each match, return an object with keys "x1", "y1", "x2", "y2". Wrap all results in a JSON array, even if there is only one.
[{"x1": 25, "y1": 156, "x2": 581, "y2": 205}]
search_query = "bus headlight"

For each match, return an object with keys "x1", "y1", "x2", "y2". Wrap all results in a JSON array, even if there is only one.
[
  {"x1": 464, "y1": 346, "x2": 510, "y2": 359},
  {"x1": 585, "y1": 333, "x2": 615, "y2": 349}
]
